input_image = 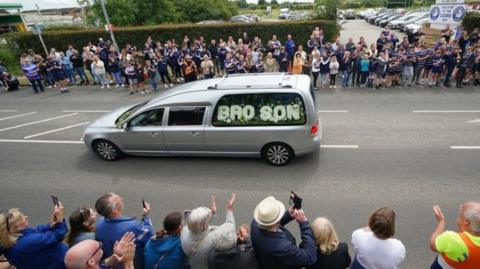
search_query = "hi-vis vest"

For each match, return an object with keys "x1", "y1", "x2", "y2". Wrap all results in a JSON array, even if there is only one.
[{"x1": 441, "y1": 232, "x2": 480, "y2": 269}]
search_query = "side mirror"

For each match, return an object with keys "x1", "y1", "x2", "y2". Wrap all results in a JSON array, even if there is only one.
[{"x1": 122, "y1": 122, "x2": 129, "y2": 131}]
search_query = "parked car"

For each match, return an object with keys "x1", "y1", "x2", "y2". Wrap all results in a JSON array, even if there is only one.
[
  {"x1": 405, "y1": 17, "x2": 429, "y2": 34},
  {"x1": 278, "y1": 8, "x2": 290, "y2": 19},
  {"x1": 288, "y1": 11, "x2": 309, "y2": 20},
  {"x1": 230, "y1": 15, "x2": 255, "y2": 23},
  {"x1": 374, "y1": 12, "x2": 396, "y2": 25},
  {"x1": 83, "y1": 73, "x2": 322, "y2": 166},
  {"x1": 397, "y1": 13, "x2": 428, "y2": 31},
  {"x1": 388, "y1": 13, "x2": 423, "y2": 29},
  {"x1": 196, "y1": 20, "x2": 225, "y2": 25},
  {"x1": 344, "y1": 9, "x2": 356, "y2": 19},
  {"x1": 243, "y1": 14, "x2": 260, "y2": 22},
  {"x1": 379, "y1": 14, "x2": 403, "y2": 27}
]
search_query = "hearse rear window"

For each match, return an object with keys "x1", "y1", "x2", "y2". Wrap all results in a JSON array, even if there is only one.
[{"x1": 212, "y1": 93, "x2": 306, "y2": 127}]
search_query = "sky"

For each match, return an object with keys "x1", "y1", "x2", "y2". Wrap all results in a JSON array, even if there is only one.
[{"x1": 0, "y1": 0, "x2": 315, "y2": 11}]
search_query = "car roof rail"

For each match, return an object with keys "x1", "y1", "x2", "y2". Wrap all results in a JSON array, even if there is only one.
[{"x1": 207, "y1": 72, "x2": 294, "y2": 90}]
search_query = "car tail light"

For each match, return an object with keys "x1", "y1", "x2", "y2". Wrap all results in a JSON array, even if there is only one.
[{"x1": 310, "y1": 120, "x2": 319, "y2": 136}]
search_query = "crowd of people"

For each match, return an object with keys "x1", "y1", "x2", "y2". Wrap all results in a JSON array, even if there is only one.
[
  {"x1": 12, "y1": 25, "x2": 480, "y2": 96},
  {"x1": 0, "y1": 193, "x2": 479, "y2": 269}
]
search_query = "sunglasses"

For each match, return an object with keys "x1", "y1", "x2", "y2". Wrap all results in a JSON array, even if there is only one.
[
  {"x1": 87, "y1": 241, "x2": 103, "y2": 264},
  {"x1": 1, "y1": 210, "x2": 13, "y2": 233}
]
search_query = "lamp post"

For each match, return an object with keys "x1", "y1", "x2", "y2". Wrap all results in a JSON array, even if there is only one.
[{"x1": 99, "y1": 0, "x2": 118, "y2": 50}]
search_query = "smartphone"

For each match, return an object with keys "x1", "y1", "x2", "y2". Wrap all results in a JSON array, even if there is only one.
[
  {"x1": 289, "y1": 191, "x2": 303, "y2": 210},
  {"x1": 142, "y1": 198, "x2": 147, "y2": 209},
  {"x1": 183, "y1": 210, "x2": 191, "y2": 222},
  {"x1": 50, "y1": 194, "x2": 59, "y2": 207}
]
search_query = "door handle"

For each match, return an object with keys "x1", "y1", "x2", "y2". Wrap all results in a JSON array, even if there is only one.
[
  {"x1": 190, "y1": 131, "x2": 200, "y2": 136},
  {"x1": 150, "y1": 132, "x2": 161, "y2": 137}
]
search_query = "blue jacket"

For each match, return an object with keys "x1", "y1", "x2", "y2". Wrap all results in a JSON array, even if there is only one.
[
  {"x1": 96, "y1": 216, "x2": 154, "y2": 269},
  {"x1": 251, "y1": 213, "x2": 317, "y2": 269},
  {"x1": 0, "y1": 221, "x2": 68, "y2": 269},
  {"x1": 144, "y1": 234, "x2": 185, "y2": 269}
]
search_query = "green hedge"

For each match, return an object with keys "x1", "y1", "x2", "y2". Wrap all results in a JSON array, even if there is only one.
[
  {"x1": 462, "y1": 12, "x2": 480, "y2": 34},
  {"x1": 5, "y1": 20, "x2": 338, "y2": 55}
]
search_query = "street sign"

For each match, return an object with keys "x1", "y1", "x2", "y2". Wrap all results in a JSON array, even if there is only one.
[{"x1": 436, "y1": 0, "x2": 464, "y2": 3}]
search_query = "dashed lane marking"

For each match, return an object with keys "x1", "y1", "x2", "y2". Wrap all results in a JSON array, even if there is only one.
[
  {"x1": 321, "y1": 145, "x2": 359, "y2": 149},
  {"x1": 450, "y1": 146, "x2": 480, "y2": 150},
  {"x1": 413, "y1": 110, "x2": 480, "y2": 113},
  {"x1": 318, "y1": 110, "x2": 349, "y2": 113},
  {"x1": 0, "y1": 112, "x2": 37, "y2": 121},
  {"x1": 24, "y1": 121, "x2": 90, "y2": 139},
  {"x1": 0, "y1": 113, "x2": 78, "y2": 133},
  {"x1": 0, "y1": 139, "x2": 83, "y2": 144},
  {"x1": 62, "y1": 110, "x2": 111, "y2": 113}
]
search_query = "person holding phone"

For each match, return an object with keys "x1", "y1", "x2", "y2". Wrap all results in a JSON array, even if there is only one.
[
  {"x1": 250, "y1": 194, "x2": 317, "y2": 269},
  {"x1": 0, "y1": 202, "x2": 68, "y2": 269},
  {"x1": 95, "y1": 193, "x2": 154, "y2": 269}
]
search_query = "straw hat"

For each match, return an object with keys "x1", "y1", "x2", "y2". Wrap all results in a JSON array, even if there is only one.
[{"x1": 254, "y1": 196, "x2": 285, "y2": 227}]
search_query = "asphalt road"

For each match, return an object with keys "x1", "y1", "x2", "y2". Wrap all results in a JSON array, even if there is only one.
[
  {"x1": 339, "y1": 19, "x2": 405, "y2": 44},
  {"x1": 1, "y1": 81, "x2": 480, "y2": 268}
]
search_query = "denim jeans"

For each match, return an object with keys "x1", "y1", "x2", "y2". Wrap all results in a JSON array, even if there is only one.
[
  {"x1": 342, "y1": 70, "x2": 350, "y2": 86},
  {"x1": 112, "y1": 71, "x2": 123, "y2": 85},
  {"x1": 97, "y1": 73, "x2": 108, "y2": 86},
  {"x1": 74, "y1": 67, "x2": 88, "y2": 82},
  {"x1": 64, "y1": 68, "x2": 75, "y2": 83},
  {"x1": 29, "y1": 79, "x2": 44, "y2": 93},
  {"x1": 319, "y1": 73, "x2": 328, "y2": 87},
  {"x1": 44, "y1": 72, "x2": 55, "y2": 86}
]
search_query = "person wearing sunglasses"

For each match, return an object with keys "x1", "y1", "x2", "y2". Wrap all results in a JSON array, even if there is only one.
[
  {"x1": 0, "y1": 204, "x2": 68, "y2": 269},
  {"x1": 65, "y1": 232, "x2": 136, "y2": 269}
]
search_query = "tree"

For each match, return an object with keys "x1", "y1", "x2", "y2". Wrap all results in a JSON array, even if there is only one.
[
  {"x1": 136, "y1": 0, "x2": 179, "y2": 24},
  {"x1": 238, "y1": 0, "x2": 249, "y2": 8},
  {"x1": 258, "y1": 0, "x2": 267, "y2": 6},
  {"x1": 270, "y1": 0, "x2": 279, "y2": 8},
  {"x1": 84, "y1": 0, "x2": 238, "y2": 26},
  {"x1": 315, "y1": 0, "x2": 337, "y2": 20},
  {"x1": 89, "y1": 0, "x2": 138, "y2": 26}
]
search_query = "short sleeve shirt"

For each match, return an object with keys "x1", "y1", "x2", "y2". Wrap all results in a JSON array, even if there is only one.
[{"x1": 436, "y1": 231, "x2": 480, "y2": 262}]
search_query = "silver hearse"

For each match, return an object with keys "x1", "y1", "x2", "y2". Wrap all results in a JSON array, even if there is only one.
[{"x1": 83, "y1": 73, "x2": 322, "y2": 165}]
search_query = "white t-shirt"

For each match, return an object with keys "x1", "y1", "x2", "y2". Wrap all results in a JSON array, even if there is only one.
[{"x1": 351, "y1": 228, "x2": 406, "y2": 269}]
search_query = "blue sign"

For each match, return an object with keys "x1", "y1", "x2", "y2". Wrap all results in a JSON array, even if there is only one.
[
  {"x1": 452, "y1": 6, "x2": 465, "y2": 22},
  {"x1": 430, "y1": 6, "x2": 441, "y2": 20}
]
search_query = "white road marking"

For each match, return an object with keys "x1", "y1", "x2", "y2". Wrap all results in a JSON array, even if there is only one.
[
  {"x1": 0, "y1": 139, "x2": 83, "y2": 144},
  {"x1": 24, "y1": 121, "x2": 90, "y2": 139},
  {"x1": 413, "y1": 110, "x2": 480, "y2": 113},
  {"x1": 62, "y1": 110, "x2": 111, "y2": 113},
  {"x1": 0, "y1": 113, "x2": 78, "y2": 133},
  {"x1": 450, "y1": 146, "x2": 480, "y2": 150},
  {"x1": 467, "y1": 119, "x2": 480, "y2": 124},
  {"x1": 318, "y1": 110, "x2": 349, "y2": 113},
  {"x1": 0, "y1": 110, "x2": 18, "y2": 113},
  {"x1": 321, "y1": 145, "x2": 359, "y2": 149},
  {"x1": 0, "y1": 112, "x2": 37, "y2": 121}
]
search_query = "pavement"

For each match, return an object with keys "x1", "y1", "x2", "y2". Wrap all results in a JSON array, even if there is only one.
[{"x1": 1, "y1": 82, "x2": 480, "y2": 268}]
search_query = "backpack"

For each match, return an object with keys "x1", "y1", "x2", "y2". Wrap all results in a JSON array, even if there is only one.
[{"x1": 207, "y1": 240, "x2": 260, "y2": 269}]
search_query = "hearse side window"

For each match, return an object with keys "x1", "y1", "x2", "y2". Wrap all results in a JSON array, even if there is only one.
[
  {"x1": 168, "y1": 107, "x2": 206, "y2": 126},
  {"x1": 212, "y1": 93, "x2": 306, "y2": 127},
  {"x1": 129, "y1": 108, "x2": 164, "y2": 127}
]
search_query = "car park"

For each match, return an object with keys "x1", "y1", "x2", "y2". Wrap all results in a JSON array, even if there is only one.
[
  {"x1": 243, "y1": 14, "x2": 260, "y2": 22},
  {"x1": 83, "y1": 73, "x2": 322, "y2": 166},
  {"x1": 374, "y1": 12, "x2": 396, "y2": 25}
]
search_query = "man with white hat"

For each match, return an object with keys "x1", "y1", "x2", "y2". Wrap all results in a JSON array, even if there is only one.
[{"x1": 250, "y1": 196, "x2": 317, "y2": 269}]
